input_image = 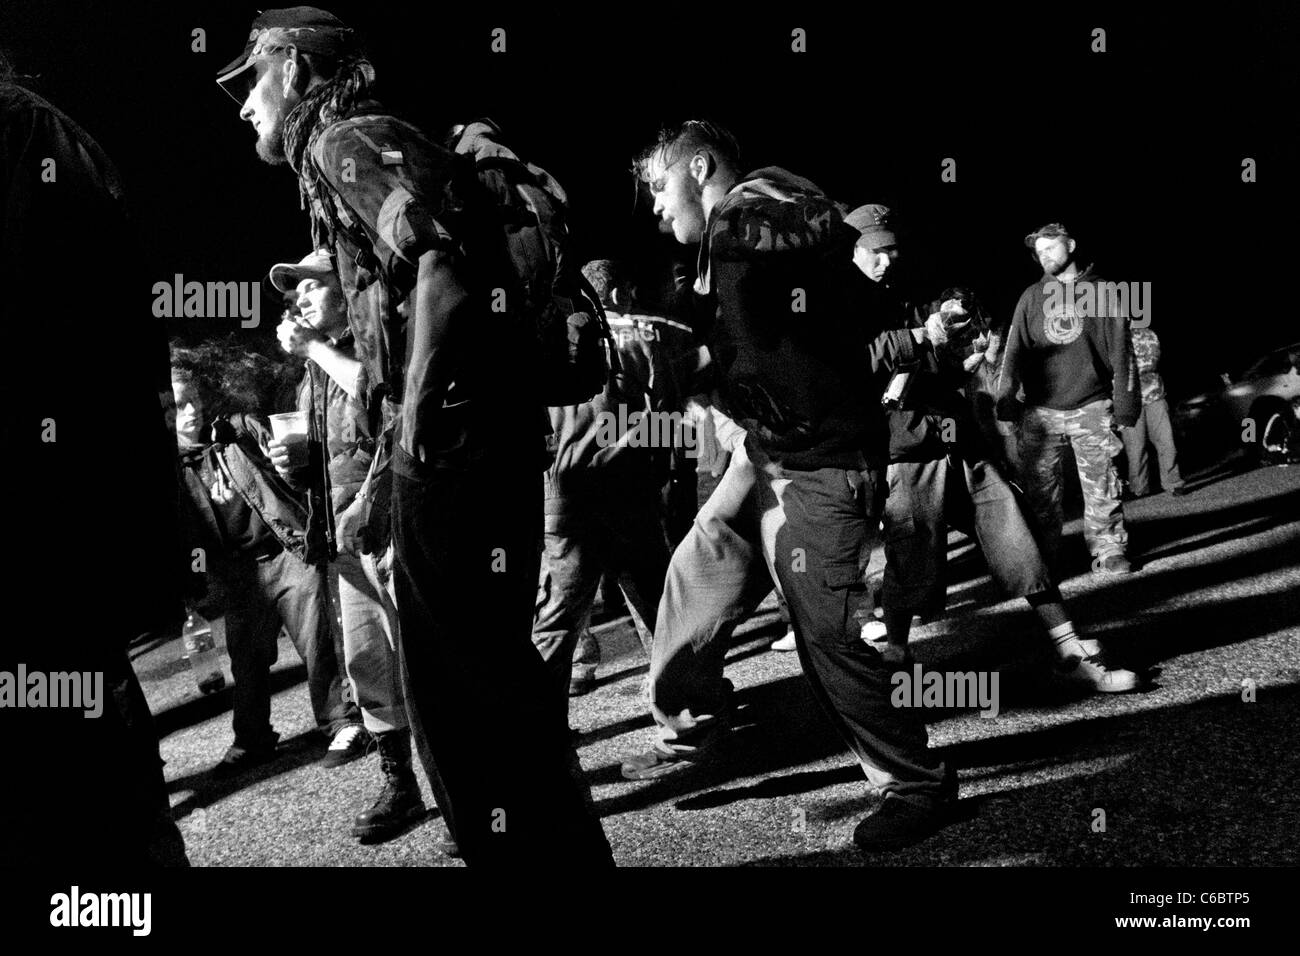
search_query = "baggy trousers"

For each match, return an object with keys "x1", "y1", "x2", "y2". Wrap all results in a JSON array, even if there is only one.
[
  {"x1": 1018, "y1": 399, "x2": 1128, "y2": 565},
  {"x1": 335, "y1": 548, "x2": 407, "y2": 734},
  {"x1": 1121, "y1": 398, "x2": 1182, "y2": 495},
  {"x1": 391, "y1": 441, "x2": 613, "y2": 866},
  {"x1": 647, "y1": 434, "x2": 948, "y2": 808},
  {"x1": 883, "y1": 456, "x2": 1054, "y2": 617},
  {"x1": 532, "y1": 470, "x2": 669, "y2": 716},
  {"x1": 223, "y1": 549, "x2": 358, "y2": 748}
]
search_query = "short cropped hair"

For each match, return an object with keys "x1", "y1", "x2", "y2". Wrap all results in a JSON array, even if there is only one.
[{"x1": 633, "y1": 119, "x2": 741, "y2": 182}]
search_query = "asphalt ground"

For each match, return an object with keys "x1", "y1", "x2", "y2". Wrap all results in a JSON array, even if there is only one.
[{"x1": 133, "y1": 459, "x2": 1300, "y2": 866}]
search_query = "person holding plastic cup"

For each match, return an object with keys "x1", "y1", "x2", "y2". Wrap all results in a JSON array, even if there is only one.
[{"x1": 170, "y1": 342, "x2": 362, "y2": 776}]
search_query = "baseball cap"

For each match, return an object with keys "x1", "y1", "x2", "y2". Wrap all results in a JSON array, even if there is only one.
[
  {"x1": 216, "y1": 7, "x2": 358, "y2": 102},
  {"x1": 1024, "y1": 222, "x2": 1072, "y2": 248},
  {"x1": 268, "y1": 249, "x2": 334, "y2": 293},
  {"x1": 845, "y1": 204, "x2": 897, "y2": 248}
]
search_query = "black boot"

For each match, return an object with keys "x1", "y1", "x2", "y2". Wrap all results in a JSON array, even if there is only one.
[{"x1": 351, "y1": 730, "x2": 425, "y2": 844}]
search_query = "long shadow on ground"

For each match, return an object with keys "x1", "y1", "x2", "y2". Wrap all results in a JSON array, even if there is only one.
[{"x1": 739, "y1": 683, "x2": 1300, "y2": 865}]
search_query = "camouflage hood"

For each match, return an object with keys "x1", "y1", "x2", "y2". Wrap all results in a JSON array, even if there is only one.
[{"x1": 695, "y1": 166, "x2": 837, "y2": 295}]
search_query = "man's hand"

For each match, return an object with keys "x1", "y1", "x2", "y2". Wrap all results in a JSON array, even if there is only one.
[
  {"x1": 277, "y1": 317, "x2": 326, "y2": 358},
  {"x1": 267, "y1": 435, "x2": 308, "y2": 477},
  {"x1": 335, "y1": 494, "x2": 371, "y2": 556}
]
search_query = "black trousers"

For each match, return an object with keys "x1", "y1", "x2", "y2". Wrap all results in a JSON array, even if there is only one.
[{"x1": 391, "y1": 440, "x2": 613, "y2": 866}]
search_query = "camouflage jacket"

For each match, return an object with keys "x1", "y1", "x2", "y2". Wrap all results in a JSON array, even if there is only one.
[
  {"x1": 1129, "y1": 327, "x2": 1166, "y2": 405},
  {"x1": 695, "y1": 167, "x2": 885, "y2": 470},
  {"x1": 303, "y1": 102, "x2": 530, "y2": 466}
]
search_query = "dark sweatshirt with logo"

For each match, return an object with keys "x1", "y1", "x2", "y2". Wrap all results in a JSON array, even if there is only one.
[
  {"x1": 996, "y1": 265, "x2": 1141, "y2": 426},
  {"x1": 695, "y1": 167, "x2": 885, "y2": 470}
]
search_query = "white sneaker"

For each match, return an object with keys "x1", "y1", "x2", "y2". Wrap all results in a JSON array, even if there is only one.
[
  {"x1": 321, "y1": 724, "x2": 372, "y2": 769},
  {"x1": 1064, "y1": 656, "x2": 1140, "y2": 694},
  {"x1": 860, "y1": 620, "x2": 888, "y2": 643},
  {"x1": 771, "y1": 630, "x2": 797, "y2": 652}
]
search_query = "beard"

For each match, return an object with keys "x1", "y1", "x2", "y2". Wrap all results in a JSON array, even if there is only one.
[
  {"x1": 254, "y1": 123, "x2": 288, "y2": 166},
  {"x1": 1042, "y1": 257, "x2": 1069, "y2": 276}
]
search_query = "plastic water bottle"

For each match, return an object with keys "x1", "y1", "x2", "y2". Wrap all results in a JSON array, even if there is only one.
[{"x1": 182, "y1": 612, "x2": 227, "y2": 695}]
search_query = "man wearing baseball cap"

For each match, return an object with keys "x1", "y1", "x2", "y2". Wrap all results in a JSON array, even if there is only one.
[
  {"x1": 217, "y1": 8, "x2": 612, "y2": 865},
  {"x1": 268, "y1": 250, "x2": 432, "y2": 845},
  {"x1": 996, "y1": 223, "x2": 1141, "y2": 576}
]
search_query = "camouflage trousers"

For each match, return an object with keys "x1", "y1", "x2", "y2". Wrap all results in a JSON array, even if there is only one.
[{"x1": 1018, "y1": 398, "x2": 1128, "y2": 565}]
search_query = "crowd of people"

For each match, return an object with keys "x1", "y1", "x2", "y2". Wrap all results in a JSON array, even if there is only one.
[
  {"x1": 4, "y1": 6, "x2": 1192, "y2": 867},
  {"x1": 186, "y1": 5, "x2": 1192, "y2": 862}
]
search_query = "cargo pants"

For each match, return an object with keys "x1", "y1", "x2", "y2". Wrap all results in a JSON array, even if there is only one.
[
  {"x1": 1017, "y1": 398, "x2": 1128, "y2": 566},
  {"x1": 646, "y1": 412, "x2": 948, "y2": 808}
]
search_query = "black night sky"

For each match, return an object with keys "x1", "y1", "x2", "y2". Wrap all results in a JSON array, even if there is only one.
[{"x1": 3, "y1": 1, "x2": 1296, "y2": 399}]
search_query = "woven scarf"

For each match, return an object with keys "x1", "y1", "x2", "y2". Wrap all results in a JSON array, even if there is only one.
[{"x1": 283, "y1": 59, "x2": 376, "y2": 249}]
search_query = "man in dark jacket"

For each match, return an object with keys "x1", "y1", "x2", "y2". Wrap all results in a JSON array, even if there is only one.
[
  {"x1": 216, "y1": 6, "x2": 610, "y2": 865},
  {"x1": 621, "y1": 121, "x2": 954, "y2": 851},
  {"x1": 995, "y1": 223, "x2": 1141, "y2": 575},
  {"x1": 171, "y1": 345, "x2": 361, "y2": 774}
]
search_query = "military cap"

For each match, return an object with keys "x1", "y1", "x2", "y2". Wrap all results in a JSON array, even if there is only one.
[
  {"x1": 845, "y1": 203, "x2": 897, "y2": 248},
  {"x1": 216, "y1": 7, "x2": 358, "y2": 102}
]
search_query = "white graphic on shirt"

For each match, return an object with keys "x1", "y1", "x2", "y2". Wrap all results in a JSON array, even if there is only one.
[{"x1": 1042, "y1": 299, "x2": 1084, "y2": 345}]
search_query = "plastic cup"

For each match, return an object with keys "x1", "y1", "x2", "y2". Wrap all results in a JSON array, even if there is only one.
[{"x1": 268, "y1": 410, "x2": 310, "y2": 443}]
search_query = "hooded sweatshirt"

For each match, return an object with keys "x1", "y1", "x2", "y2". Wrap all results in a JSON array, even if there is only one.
[
  {"x1": 695, "y1": 167, "x2": 885, "y2": 470},
  {"x1": 996, "y1": 264, "x2": 1141, "y2": 426}
]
